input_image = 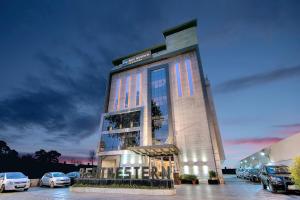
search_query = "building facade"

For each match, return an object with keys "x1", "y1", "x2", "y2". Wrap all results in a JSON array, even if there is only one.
[
  {"x1": 97, "y1": 20, "x2": 225, "y2": 182},
  {"x1": 240, "y1": 132, "x2": 300, "y2": 169}
]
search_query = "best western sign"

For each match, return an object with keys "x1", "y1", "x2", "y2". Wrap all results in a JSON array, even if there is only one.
[
  {"x1": 98, "y1": 166, "x2": 171, "y2": 179},
  {"x1": 122, "y1": 51, "x2": 152, "y2": 66}
]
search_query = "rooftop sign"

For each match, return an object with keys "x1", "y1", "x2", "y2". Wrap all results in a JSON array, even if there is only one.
[{"x1": 122, "y1": 51, "x2": 152, "y2": 66}]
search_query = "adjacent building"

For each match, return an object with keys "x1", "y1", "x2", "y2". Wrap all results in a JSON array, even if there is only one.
[
  {"x1": 240, "y1": 132, "x2": 300, "y2": 169},
  {"x1": 97, "y1": 20, "x2": 225, "y2": 182}
]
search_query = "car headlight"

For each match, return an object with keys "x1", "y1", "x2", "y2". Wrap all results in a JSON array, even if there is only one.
[{"x1": 270, "y1": 176, "x2": 282, "y2": 182}]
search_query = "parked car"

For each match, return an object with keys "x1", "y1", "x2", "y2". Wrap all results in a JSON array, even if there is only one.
[
  {"x1": 260, "y1": 165, "x2": 296, "y2": 193},
  {"x1": 40, "y1": 172, "x2": 70, "y2": 188},
  {"x1": 249, "y1": 169, "x2": 260, "y2": 182},
  {"x1": 66, "y1": 172, "x2": 80, "y2": 185},
  {"x1": 243, "y1": 169, "x2": 251, "y2": 180},
  {"x1": 236, "y1": 168, "x2": 244, "y2": 178},
  {"x1": 0, "y1": 172, "x2": 30, "y2": 193}
]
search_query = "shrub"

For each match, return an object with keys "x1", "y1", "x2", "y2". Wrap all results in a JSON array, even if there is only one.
[
  {"x1": 208, "y1": 170, "x2": 217, "y2": 179},
  {"x1": 179, "y1": 174, "x2": 197, "y2": 181},
  {"x1": 290, "y1": 156, "x2": 300, "y2": 187}
]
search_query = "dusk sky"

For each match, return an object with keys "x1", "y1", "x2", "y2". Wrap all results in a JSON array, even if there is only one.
[{"x1": 0, "y1": 0, "x2": 299, "y2": 167}]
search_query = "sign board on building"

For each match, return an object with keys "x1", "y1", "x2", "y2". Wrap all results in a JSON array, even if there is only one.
[{"x1": 122, "y1": 51, "x2": 152, "y2": 66}]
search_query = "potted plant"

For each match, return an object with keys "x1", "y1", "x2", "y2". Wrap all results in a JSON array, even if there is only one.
[
  {"x1": 208, "y1": 170, "x2": 220, "y2": 184},
  {"x1": 179, "y1": 174, "x2": 198, "y2": 185}
]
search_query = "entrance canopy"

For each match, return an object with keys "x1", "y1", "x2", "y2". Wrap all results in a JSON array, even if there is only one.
[{"x1": 128, "y1": 144, "x2": 179, "y2": 157}]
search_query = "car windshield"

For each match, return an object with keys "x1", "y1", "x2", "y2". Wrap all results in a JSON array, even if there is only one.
[
  {"x1": 52, "y1": 172, "x2": 66, "y2": 177},
  {"x1": 6, "y1": 172, "x2": 26, "y2": 179},
  {"x1": 266, "y1": 166, "x2": 290, "y2": 174}
]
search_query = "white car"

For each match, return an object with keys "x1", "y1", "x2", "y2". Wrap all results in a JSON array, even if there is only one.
[
  {"x1": 40, "y1": 172, "x2": 70, "y2": 188},
  {"x1": 0, "y1": 172, "x2": 30, "y2": 193}
]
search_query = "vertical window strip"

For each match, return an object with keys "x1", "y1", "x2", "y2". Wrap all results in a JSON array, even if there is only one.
[
  {"x1": 118, "y1": 79, "x2": 122, "y2": 110},
  {"x1": 136, "y1": 73, "x2": 141, "y2": 106},
  {"x1": 175, "y1": 63, "x2": 182, "y2": 97},
  {"x1": 125, "y1": 76, "x2": 130, "y2": 108},
  {"x1": 185, "y1": 59, "x2": 194, "y2": 96},
  {"x1": 114, "y1": 78, "x2": 120, "y2": 110}
]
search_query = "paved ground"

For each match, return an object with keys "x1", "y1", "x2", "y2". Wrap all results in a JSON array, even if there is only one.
[{"x1": 0, "y1": 176, "x2": 299, "y2": 200}]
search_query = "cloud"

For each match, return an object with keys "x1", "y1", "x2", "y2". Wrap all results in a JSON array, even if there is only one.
[
  {"x1": 273, "y1": 123, "x2": 300, "y2": 128},
  {"x1": 225, "y1": 137, "x2": 282, "y2": 146},
  {"x1": 214, "y1": 65, "x2": 300, "y2": 94},
  {"x1": 0, "y1": 47, "x2": 108, "y2": 144},
  {"x1": 272, "y1": 123, "x2": 300, "y2": 136}
]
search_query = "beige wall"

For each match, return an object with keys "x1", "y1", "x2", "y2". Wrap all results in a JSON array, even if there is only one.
[
  {"x1": 270, "y1": 132, "x2": 300, "y2": 165},
  {"x1": 106, "y1": 51, "x2": 222, "y2": 180}
]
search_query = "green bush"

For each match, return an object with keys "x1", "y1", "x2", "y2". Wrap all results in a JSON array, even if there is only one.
[
  {"x1": 179, "y1": 174, "x2": 197, "y2": 181},
  {"x1": 290, "y1": 156, "x2": 300, "y2": 187},
  {"x1": 208, "y1": 170, "x2": 217, "y2": 179}
]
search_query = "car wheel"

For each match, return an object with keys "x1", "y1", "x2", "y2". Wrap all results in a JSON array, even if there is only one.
[
  {"x1": 24, "y1": 188, "x2": 29, "y2": 191},
  {"x1": 0, "y1": 185, "x2": 5, "y2": 193},
  {"x1": 39, "y1": 180, "x2": 44, "y2": 187},
  {"x1": 268, "y1": 182, "x2": 277, "y2": 193},
  {"x1": 50, "y1": 181, "x2": 55, "y2": 188}
]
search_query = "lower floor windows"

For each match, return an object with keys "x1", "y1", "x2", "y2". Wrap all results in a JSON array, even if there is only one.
[{"x1": 99, "y1": 131, "x2": 140, "y2": 152}]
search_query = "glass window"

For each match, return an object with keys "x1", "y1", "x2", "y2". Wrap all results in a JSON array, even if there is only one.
[
  {"x1": 100, "y1": 131, "x2": 140, "y2": 151},
  {"x1": 185, "y1": 58, "x2": 194, "y2": 96},
  {"x1": 125, "y1": 76, "x2": 130, "y2": 108},
  {"x1": 136, "y1": 73, "x2": 141, "y2": 106},
  {"x1": 102, "y1": 111, "x2": 141, "y2": 131},
  {"x1": 150, "y1": 68, "x2": 169, "y2": 145},
  {"x1": 114, "y1": 78, "x2": 121, "y2": 110},
  {"x1": 175, "y1": 63, "x2": 182, "y2": 97}
]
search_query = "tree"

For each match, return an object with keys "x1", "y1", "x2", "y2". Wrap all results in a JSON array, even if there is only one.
[
  {"x1": 34, "y1": 149, "x2": 61, "y2": 163},
  {"x1": 89, "y1": 150, "x2": 96, "y2": 167},
  {"x1": 47, "y1": 150, "x2": 61, "y2": 163},
  {"x1": 34, "y1": 149, "x2": 48, "y2": 163},
  {"x1": 290, "y1": 156, "x2": 300, "y2": 187},
  {"x1": 0, "y1": 140, "x2": 11, "y2": 155}
]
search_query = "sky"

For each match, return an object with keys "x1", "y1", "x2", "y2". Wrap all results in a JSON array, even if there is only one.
[{"x1": 0, "y1": 0, "x2": 300, "y2": 167}]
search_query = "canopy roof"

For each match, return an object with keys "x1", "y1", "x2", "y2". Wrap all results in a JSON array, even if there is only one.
[{"x1": 128, "y1": 144, "x2": 179, "y2": 157}]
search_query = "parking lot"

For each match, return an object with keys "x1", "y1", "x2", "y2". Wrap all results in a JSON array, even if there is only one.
[{"x1": 0, "y1": 176, "x2": 299, "y2": 200}]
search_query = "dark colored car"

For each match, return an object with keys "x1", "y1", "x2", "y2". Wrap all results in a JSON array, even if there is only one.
[
  {"x1": 260, "y1": 165, "x2": 296, "y2": 193},
  {"x1": 66, "y1": 172, "x2": 80, "y2": 185},
  {"x1": 249, "y1": 169, "x2": 260, "y2": 182}
]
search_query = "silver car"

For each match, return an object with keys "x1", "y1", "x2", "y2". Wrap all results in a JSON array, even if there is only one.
[
  {"x1": 40, "y1": 172, "x2": 70, "y2": 188},
  {"x1": 0, "y1": 172, "x2": 30, "y2": 193}
]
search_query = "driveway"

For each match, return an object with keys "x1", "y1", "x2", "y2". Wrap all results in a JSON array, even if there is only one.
[{"x1": 0, "y1": 176, "x2": 299, "y2": 200}]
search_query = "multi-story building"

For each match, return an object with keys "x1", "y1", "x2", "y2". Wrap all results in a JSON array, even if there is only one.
[{"x1": 97, "y1": 20, "x2": 225, "y2": 182}]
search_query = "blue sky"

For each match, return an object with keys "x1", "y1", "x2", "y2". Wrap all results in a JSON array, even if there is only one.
[{"x1": 0, "y1": 0, "x2": 299, "y2": 167}]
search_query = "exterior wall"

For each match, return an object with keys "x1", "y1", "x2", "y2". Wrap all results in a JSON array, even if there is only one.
[
  {"x1": 103, "y1": 51, "x2": 221, "y2": 179},
  {"x1": 98, "y1": 23, "x2": 225, "y2": 182},
  {"x1": 240, "y1": 132, "x2": 300, "y2": 168}
]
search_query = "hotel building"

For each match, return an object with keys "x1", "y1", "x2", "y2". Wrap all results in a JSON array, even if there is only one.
[{"x1": 97, "y1": 20, "x2": 225, "y2": 182}]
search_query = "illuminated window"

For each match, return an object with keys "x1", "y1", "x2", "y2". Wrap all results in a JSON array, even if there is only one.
[
  {"x1": 136, "y1": 73, "x2": 141, "y2": 106},
  {"x1": 114, "y1": 78, "x2": 121, "y2": 110},
  {"x1": 125, "y1": 76, "x2": 131, "y2": 108},
  {"x1": 175, "y1": 63, "x2": 182, "y2": 97},
  {"x1": 185, "y1": 58, "x2": 194, "y2": 96}
]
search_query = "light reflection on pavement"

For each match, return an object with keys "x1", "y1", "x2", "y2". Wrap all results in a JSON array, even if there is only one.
[{"x1": 0, "y1": 176, "x2": 299, "y2": 200}]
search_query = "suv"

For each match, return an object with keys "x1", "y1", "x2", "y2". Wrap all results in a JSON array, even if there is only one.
[
  {"x1": 0, "y1": 172, "x2": 30, "y2": 193},
  {"x1": 249, "y1": 169, "x2": 260, "y2": 182},
  {"x1": 260, "y1": 165, "x2": 296, "y2": 193}
]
